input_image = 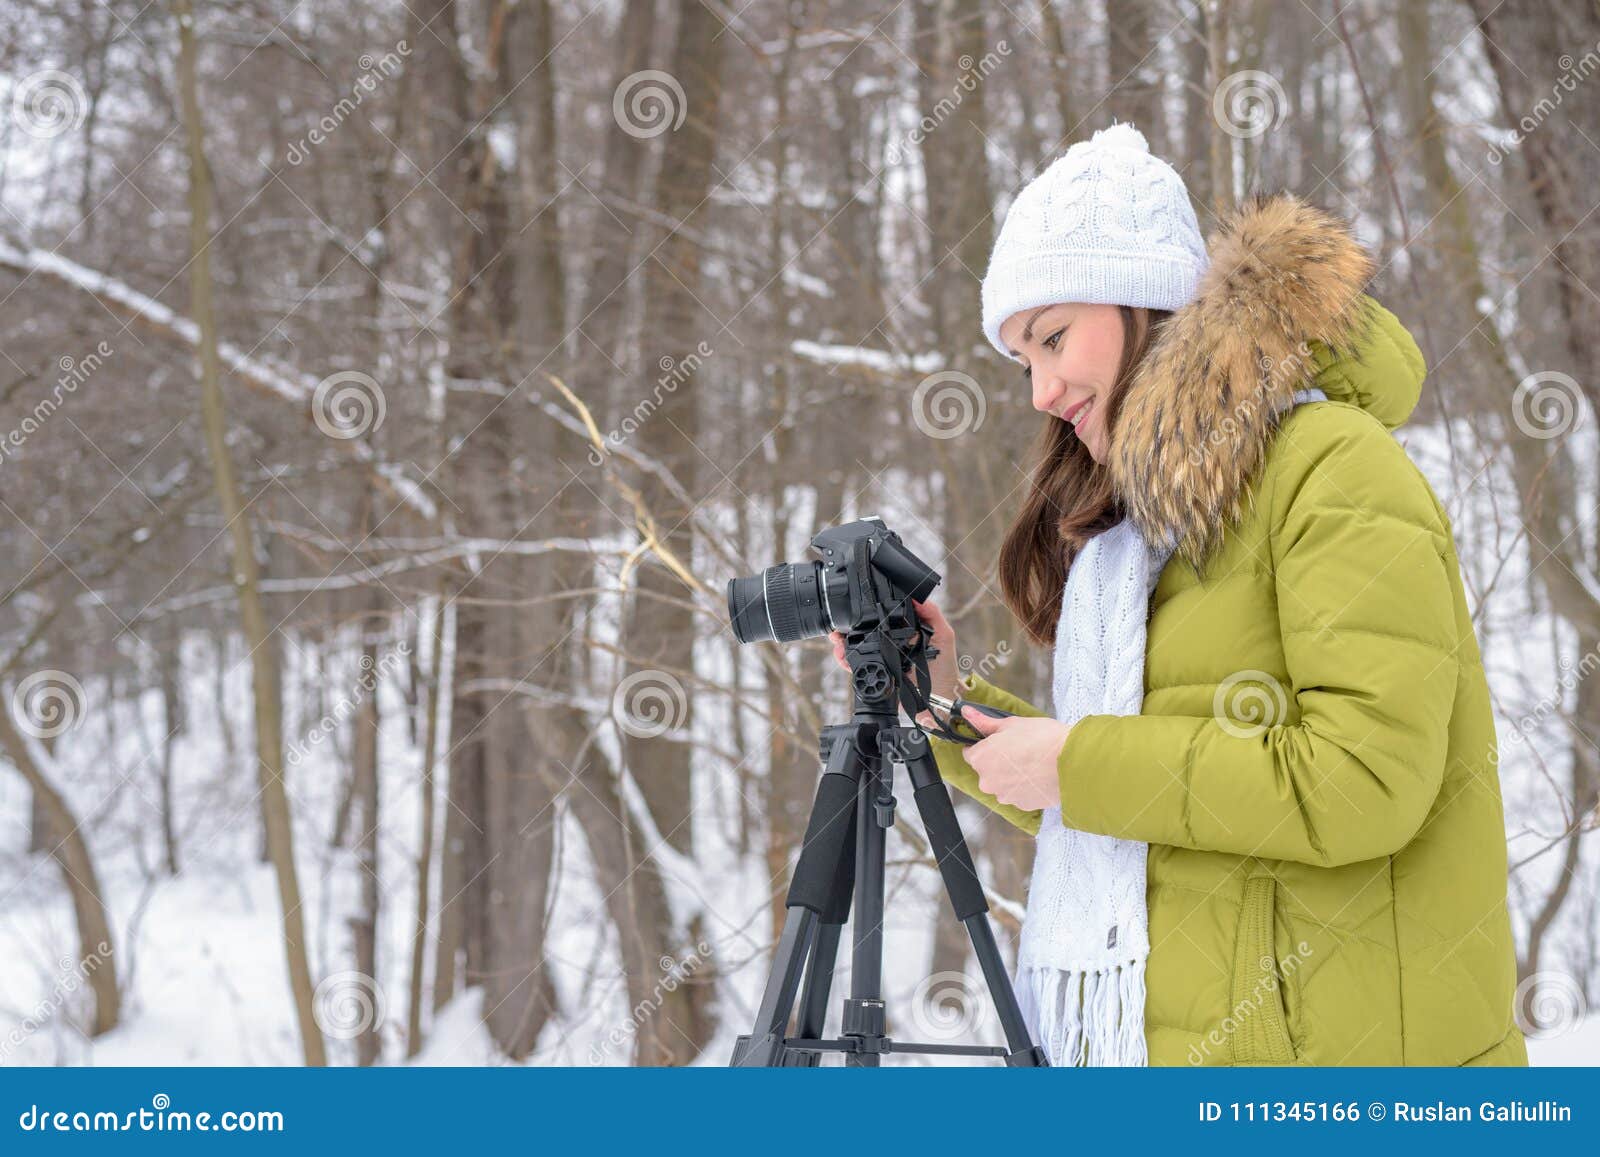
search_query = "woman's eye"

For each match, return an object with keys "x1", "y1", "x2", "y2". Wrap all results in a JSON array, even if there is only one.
[
  {"x1": 1021, "y1": 364, "x2": 1032, "y2": 381},
  {"x1": 1043, "y1": 328, "x2": 1065, "y2": 350}
]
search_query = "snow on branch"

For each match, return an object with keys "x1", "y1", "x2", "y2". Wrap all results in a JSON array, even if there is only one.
[
  {"x1": 789, "y1": 339, "x2": 943, "y2": 377},
  {"x1": 0, "y1": 239, "x2": 310, "y2": 404},
  {"x1": 0, "y1": 238, "x2": 436, "y2": 523}
]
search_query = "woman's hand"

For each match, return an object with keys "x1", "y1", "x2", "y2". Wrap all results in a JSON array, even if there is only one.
[
  {"x1": 829, "y1": 598, "x2": 960, "y2": 703},
  {"x1": 959, "y1": 707, "x2": 1071, "y2": 811}
]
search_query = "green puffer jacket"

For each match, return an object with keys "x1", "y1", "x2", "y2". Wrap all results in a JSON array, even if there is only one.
[{"x1": 933, "y1": 196, "x2": 1526, "y2": 1067}]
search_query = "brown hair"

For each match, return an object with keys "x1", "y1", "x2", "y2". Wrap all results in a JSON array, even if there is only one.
[{"x1": 997, "y1": 305, "x2": 1172, "y2": 646}]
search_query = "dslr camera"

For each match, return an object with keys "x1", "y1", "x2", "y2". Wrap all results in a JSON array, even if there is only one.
[{"x1": 726, "y1": 517, "x2": 939, "y2": 646}]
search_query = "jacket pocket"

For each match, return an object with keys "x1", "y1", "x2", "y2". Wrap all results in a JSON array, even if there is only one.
[{"x1": 1228, "y1": 874, "x2": 1297, "y2": 1065}]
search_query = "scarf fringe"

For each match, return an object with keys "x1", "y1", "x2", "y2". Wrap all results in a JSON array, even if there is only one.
[{"x1": 1015, "y1": 960, "x2": 1148, "y2": 1067}]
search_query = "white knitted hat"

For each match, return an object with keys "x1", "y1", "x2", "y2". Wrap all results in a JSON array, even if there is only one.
[{"x1": 980, "y1": 123, "x2": 1208, "y2": 356}]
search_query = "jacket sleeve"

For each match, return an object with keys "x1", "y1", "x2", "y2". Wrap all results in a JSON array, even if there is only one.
[
  {"x1": 1056, "y1": 413, "x2": 1459, "y2": 867},
  {"x1": 926, "y1": 672, "x2": 1044, "y2": 836}
]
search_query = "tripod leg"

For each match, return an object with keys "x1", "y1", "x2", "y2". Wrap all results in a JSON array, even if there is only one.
[
  {"x1": 731, "y1": 909, "x2": 817, "y2": 1066},
  {"x1": 787, "y1": 796, "x2": 857, "y2": 1066},
  {"x1": 843, "y1": 753, "x2": 891, "y2": 1066},
  {"x1": 898, "y1": 732, "x2": 1049, "y2": 1066},
  {"x1": 785, "y1": 924, "x2": 841, "y2": 1067},
  {"x1": 731, "y1": 727, "x2": 865, "y2": 1067}
]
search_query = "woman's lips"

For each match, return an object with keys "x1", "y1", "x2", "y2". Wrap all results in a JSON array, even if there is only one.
[{"x1": 1061, "y1": 397, "x2": 1093, "y2": 429}]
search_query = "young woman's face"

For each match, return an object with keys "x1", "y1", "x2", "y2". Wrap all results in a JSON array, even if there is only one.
[{"x1": 998, "y1": 303, "x2": 1125, "y2": 464}]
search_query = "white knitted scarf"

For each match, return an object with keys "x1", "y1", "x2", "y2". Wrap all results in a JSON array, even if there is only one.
[{"x1": 1014, "y1": 386, "x2": 1325, "y2": 1066}]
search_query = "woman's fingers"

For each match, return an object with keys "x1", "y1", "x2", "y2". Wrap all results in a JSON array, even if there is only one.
[
  {"x1": 829, "y1": 631, "x2": 847, "y2": 670},
  {"x1": 912, "y1": 598, "x2": 954, "y2": 642},
  {"x1": 912, "y1": 598, "x2": 959, "y2": 701}
]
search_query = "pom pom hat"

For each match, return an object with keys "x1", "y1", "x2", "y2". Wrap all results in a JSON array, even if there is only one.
[{"x1": 980, "y1": 123, "x2": 1208, "y2": 357}]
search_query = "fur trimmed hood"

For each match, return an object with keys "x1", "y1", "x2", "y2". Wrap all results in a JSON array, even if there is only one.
[{"x1": 1110, "y1": 194, "x2": 1424, "y2": 569}]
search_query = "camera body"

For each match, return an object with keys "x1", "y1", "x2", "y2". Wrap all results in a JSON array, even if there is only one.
[{"x1": 726, "y1": 518, "x2": 940, "y2": 646}]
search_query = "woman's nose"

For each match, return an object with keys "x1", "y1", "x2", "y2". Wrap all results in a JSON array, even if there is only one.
[{"x1": 1032, "y1": 374, "x2": 1064, "y2": 414}]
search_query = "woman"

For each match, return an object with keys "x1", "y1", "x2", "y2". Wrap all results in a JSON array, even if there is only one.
[{"x1": 834, "y1": 125, "x2": 1525, "y2": 1067}]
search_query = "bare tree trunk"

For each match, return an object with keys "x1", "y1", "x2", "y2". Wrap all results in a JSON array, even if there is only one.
[
  {"x1": 434, "y1": 618, "x2": 484, "y2": 1009},
  {"x1": 0, "y1": 707, "x2": 120, "y2": 1035},
  {"x1": 158, "y1": 621, "x2": 183, "y2": 875},
  {"x1": 1206, "y1": 0, "x2": 1234, "y2": 216},
  {"x1": 1106, "y1": 0, "x2": 1158, "y2": 142},
  {"x1": 407, "y1": 591, "x2": 448, "y2": 1057},
  {"x1": 213, "y1": 630, "x2": 237, "y2": 772},
  {"x1": 1468, "y1": 0, "x2": 1600, "y2": 397},
  {"x1": 572, "y1": 0, "x2": 656, "y2": 382},
  {"x1": 411, "y1": 0, "x2": 561, "y2": 1059},
  {"x1": 1180, "y1": 2, "x2": 1213, "y2": 211},
  {"x1": 1038, "y1": 0, "x2": 1079, "y2": 144},
  {"x1": 430, "y1": 609, "x2": 466, "y2": 1013},
  {"x1": 544, "y1": 711, "x2": 715, "y2": 1066},
  {"x1": 28, "y1": 785, "x2": 52, "y2": 854},
  {"x1": 1524, "y1": 627, "x2": 1600, "y2": 979},
  {"x1": 174, "y1": 0, "x2": 325, "y2": 1067},
  {"x1": 350, "y1": 531, "x2": 383, "y2": 1066},
  {"x1": 601, "y1": 0, "x2": 728, "y2": 1061},
  {"x1": 621, "y1": 0, "x2": 728, "y2": 858}
]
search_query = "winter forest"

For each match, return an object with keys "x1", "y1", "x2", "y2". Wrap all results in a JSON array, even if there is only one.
[{"x1": 0, "y1": 0, "x2": 1596, "y2": 1067}]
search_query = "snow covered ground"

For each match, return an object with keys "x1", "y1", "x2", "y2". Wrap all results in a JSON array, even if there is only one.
[
  {"x1": 0, "y1": 627, "x2": 970, "y2": 1066},
  {"x1": 1526, "y1": 1018, "x2": 1600, "y2": 1066},
  {"x1": 4, "y1": 835, "x2": 1593, "y2": 1065}
]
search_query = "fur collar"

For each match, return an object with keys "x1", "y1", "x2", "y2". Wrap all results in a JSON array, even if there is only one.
[{"x1": 1111, "y1": 194, "x2": 1376, "y2": 570}]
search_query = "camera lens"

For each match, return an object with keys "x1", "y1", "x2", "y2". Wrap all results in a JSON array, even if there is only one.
[{"x1": 726, "y1": 563, "x2": 832, "y2": 644}]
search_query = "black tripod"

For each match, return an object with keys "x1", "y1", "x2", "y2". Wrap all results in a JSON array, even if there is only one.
[{"x1": 731, "y1": 623, "x2": 1048, "y2": 1067}]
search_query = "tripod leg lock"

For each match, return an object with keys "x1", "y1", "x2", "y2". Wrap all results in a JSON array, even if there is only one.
[
  {"x1": 842, "y1": 997, "x2": 886, "y2": 1044},
  {"x1": 1005, "y1": 1043, "x2": 1051, "y2": 1067},
  {"x1": 876, "y1": 725, "x2": 928, "y2": 765},
  {"x1": 818, "y1": 721, "x2": 875, "y2": 766},
  {"x1": 731, "y1": 1032, "x2": 786, "y2": 1067}
]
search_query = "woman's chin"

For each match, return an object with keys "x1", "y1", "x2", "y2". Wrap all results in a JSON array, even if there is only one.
[{"x1": 1076, "y1": 421, "x2": 1106, "y2": 463}]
